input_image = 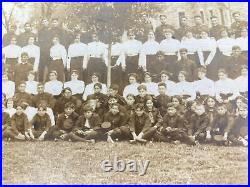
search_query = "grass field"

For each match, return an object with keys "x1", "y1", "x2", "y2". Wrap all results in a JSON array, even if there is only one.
[{"x1": 2, "y1": 141, "x2": 248, "y2": 184}]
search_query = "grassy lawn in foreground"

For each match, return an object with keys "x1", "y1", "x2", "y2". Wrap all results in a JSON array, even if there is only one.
[{"x1": 2, "y1": 141, "x2": 248, "y2": 184}]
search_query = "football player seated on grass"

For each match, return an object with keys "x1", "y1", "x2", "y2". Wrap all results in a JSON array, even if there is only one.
[
  {"x1": 128, "y1": 103, "x2": 158, "y2": 144},
  {"x1": 5, "y1": 102, "x2": 34, "y2": 141},
  {"x1": 206, "y1": 104, "x2": 234, "y2": 145},
  {"x1": 46, "y1": 102, "x2": 82, "y2": 142},
  {"x1": 228, "y1": 103, "x2": 248, "y2": 147},
  {"x1": 103, "y1": 103, "x2": 130, "y2": 143},
  {"x1": 159, "y1": 103, "x2": 194, "y2": 145},
  {"x1": 72, "y1": 104, "x2": 101, "y2": 143}
]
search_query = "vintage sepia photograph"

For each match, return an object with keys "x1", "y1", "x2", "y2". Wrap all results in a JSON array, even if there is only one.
[{"x1": 2, "y1": 2, "x2": 248, "y2": 184}]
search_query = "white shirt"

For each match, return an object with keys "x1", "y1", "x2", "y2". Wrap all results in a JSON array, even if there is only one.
[
  {"x1": 87, "y1": 41, "x2": 108, "y2": 66},
  {"x1": 162, "y1": 80, "x2": 178, "y2": 97},
  {"x1": 82, "y1": 82, "x2": 108, "y2": 100},
  {"x1": 4, "y1": 108, "x2": 16, "y2": 117},
  {"x1": 22, "y1": 44, "x2": 40, "y2": 71},
  {"x1": 2, "y1": 80, "x2": 15, "y2": 99},
  {"x1": 234, "y1": 75, "x2": 248, "y2": 92},
  {"x1": 44, "y1": 80, "x2": 63, "y2": 96},
  {"x1": 193, "y1": 77, "x2": 215, "y2": 96},
  {"x1": 235, "y1": 37, "x2": 248, "y2": 51},
  {"x1": 198, "y1": 38, "x2": 217, "y2": 65},
  {"x1": 67, "y1": 42, "x2": 88, "y2": 69},
  {"x1": 217, "y1": 37, "x2": 236, "y2": 56},
  {"x1": 139, "y1": 40, "x2": 160, "y2": 67},
  {"x1": 180, "y1": 37, "x2": 204, "y2": 65},
  {"x1": 50, "y1": 43, "x2": 67, "y2": 67},
  {"x1": 123, "y1": 39, "x2": 142, "y2": 56},
  {"x1": 111, "y1": 43, "x2": 125, "y2": 67},
  {"x1": 24, "y1": 106, "x2": 37, "y2": 122},
  {"x1": 175, "y1": 81, "x2": 196, "y2": 101},
  {"x1": 84, "y1": 119, "x2": 90, "y2": 128},
  {"x1": 2, "y1": 44, "x2": 22, "y2": 58},
  {"x1": 142, "y1": 82, "x2": 158, "y2": 96},
  {"x1": 64, "y1": 80, "x2": 85, "y2": 95},
  {"x1": 123, "y1": 83, "x2": 140, "y2": 98},
  {"x1": 159, "y1": 38, "x2": 180, "y2": 55},
  {"x1": 215, "y1": 78, "x2": 239, "y2": 101},
  {"x1": 25, "y1": 80, "x2": 39, "y2": 95}
]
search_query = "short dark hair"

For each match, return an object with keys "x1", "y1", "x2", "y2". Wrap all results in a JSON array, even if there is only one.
[
  {"x1": 64, "y1": 102, "x2": 75, "y2": 109},
  {"x1": 158, "y1": 82, "x2": 166, "y2": 88},
  {"x1": 134, "y1": 103, "x2": 144, "y2": 110},
  {"x1": 94, "y1": 83, "x2": 102, "y2": 89},
  {"x1": 110, "y1": 84, "x2": 119, "y2": 91}
]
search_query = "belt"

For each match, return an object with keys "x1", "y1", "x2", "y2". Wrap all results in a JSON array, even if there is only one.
[
  {"x1": 164, "y1": 53, "x2": 177, "y2": 56},
  {"x1": 126, "y1": 54, "x2": 139, "y2": 57}
]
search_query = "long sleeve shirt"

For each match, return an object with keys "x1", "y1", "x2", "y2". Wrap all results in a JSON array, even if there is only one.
[
  {"x1": 193, "y1": 77, "x2": 215, "y2": 96},
  {"x1": 75, "y1": 114, "x2": 101, "y2": 131},
  {"x1": 44, "y1": 80, "x2": 63, "y2": 96},
  {"x1": 175, "y1": 81, "x2": 196, "y2": 101},
  {"x1": 50, "y1": 44, "x2": 67, "y2": 67},
  {"x1": 129, "y1": 113, "x2": 152, "y2": 135},
  {"x1": 25, "y1": 80, "x2": 39, "y2": 95},
  {"x1": 64, "y1": 80, "x2": 85, "y2": 95},
  {"x1": 22, "y1": 44, "x2": 40, "y2": 71},
  {"x1": 123, "y1": 39, "x2": 142, "y2": 57},
  {"x1": 142, "y1": 82, "x2": 159, "y2": 96},
  {"x1": 235, "y1": 37, "x2": 248, "y2": 52},
  {"x1": 159, "y1": 38, "x2": 180, "y2": 55},
  {"x1": 123, "y1": 83, "x2": 140, "y2": 98},
  {"x1": 31, "y1": 113, "x2": 51, "y2": 132},
  {"x1": 86, "y1": 41, "x2": 108, "y2": 66},
  {"x1": 111, "y1": 43, "x2": 125, "y2": 67},
  {"x1": 215, "y1": 78, "x2": 239, "y2": 101},
  {"x1": 139, "y1": 40, "x2": 160, "y2": 67},
  {"x1": 2, "y1": 80, "x2": 15, "y2": 99},
  {"x1": 66, "y1": 42, "x2": 88, "y2": 69},
  {"x1": 2, "y1": 44, "x2": 22, "y2": 58},
  {"x1": 234, "y1": 75, "x2": 248, "y2": 93},
  {"x1": 197, "y1": 37, "x2": 217, "y2": 65},
  {"x1": 11, "y1": 113, "x2": 30, "y2": 133},
  {"x1": 216, "y1": 37, "x2": 236, "y2": 56}
]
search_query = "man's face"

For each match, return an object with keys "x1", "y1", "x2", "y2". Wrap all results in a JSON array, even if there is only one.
[
  {"x1": 157, "y1": 54, "x2": 165, "y2": 62},
  {"x1": 18, "y1": 84, "x2": 26, "y2": 92},
  {"x1": 148, "y1": 31, "x2": 155, "y2": 40},
  {"x1": 167, "y1": 107, "x2": 177, "y2": 116},
  {"x1": 129, "y1": 76, "x2": 136, "y2": 84},
  {"x1": 180, "y1": 51, "x2": 188, "y2": 59},
  {"x1": 194, "y1": 17, "x2": 202, "y2": 25},
  {"x1": 108, "y1": 98, "x2": 118, "y2": 105},
  {"x1": 24, "y1": 24, "x2": 31, "y2": 32},
  {"x1": 138, "y1": 89, "x2": 146, "y2": 97},
  {"x1": 135, "y1": 108, "x2": 144, "y2": 116},
  {"x1": 110, "y1": 105, "x2": 119, "y2": 115},
  {"x1": 172, "y1": 98, "x2": 180, "y2": 107},
  {"x1": 164, "y1": 32, "x2": 172, "y2": 39},
  {"x1": 63, "y1": 90, "x2": 72, "y2": 99},
  {"x1": 158, "y1": 86, "x2": 166, "y2": 95},
  {"x1": 42, "y1": 19, "x2": 49, "y2": 27},
  {"x1": 52, "y1": 20, "x2": 59, "y2": 27},
  {"x1": 74, "y1": 35, "x2": 81, "y2": 43},
  {"x1": 92, "y1": 34, "x2": 98, "y2": 42},
  {"x1": 53, "y1": 37, "x2": 59, "y2": 45},
  {"x1": 195, "y1": 106, "x2": 205, "y2": 116},
  {"x1": 7, "y1": 100, "x2": 13, "y2": 108},
  {"x1": 232, "y1": 49, "x2": 241, "y2": 57},
  {"x1": 65, "y1": 107, "x2": 74, "y2": 116},
  {"x1": 211, "y1": 18, "x2": 218, "y2": 26},
  {"x1": 198, "y1": 71, "x2": 205, "y2": 79},
  {"x1": 239, "y1": 108, "x2": 248, "y2": 118},
  {"x1": 108, "y1": 88, "x2": 117, "y2": 96},
  {"x1": 200, "y1": 31, "x2": 208, "y2": 39},
  {"x1": 38, "y1": 108, "x2": 46, "y2": 116},
  {"x1": 37, "y1": 85, "x2": 44, "y2": 94},
  {"x1": 128, "y1": 33, "x2": 135, "y2": 40},
  {"x1": 160, "y1": 74, "x2": 168, "y2": 82},
  {"x1": 217, "y1": 107, "x2": 227, "y2": 115},
  {"x1": 233, "y1": 13, "x2": 240, "y2": 22},
  {"x1": 94, "y1": 86, "x2": 101, "y2": 94},
  {"x1": 241, "y1": 29, "x2": 247, "y2": 37},
  {"x1": 84, "y1": 110, "x2": 93, "y2": 119},
  {"x1": 221, "y1": 30, "x2": 228, "y2": 38},
  {"x1": 160, "y1": 16, "x2": 167, "y2": 24},
  {"x1": 126, "y1": 96, "x2": 135, "y2": 105}
]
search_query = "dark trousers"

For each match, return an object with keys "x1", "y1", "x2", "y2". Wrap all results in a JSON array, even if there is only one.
[
  {"x1": 48, "y1": 59, "x2": 65, "y2": 82},
  {"x1": 70, "y1": 56, "x2": 84, "y2": 81},
  {"x1": 87, "y1": 57, "x2": 107, "y2": 83},
  {"x1": 5, "y1": 58, "x2": 18, "y2": 81},
  {"x1": 125, "y1": 55, "x2": 143, "y2": 83},
  {"x1": 160, "y1": 129, "x2": 194, "y2": 145}
]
